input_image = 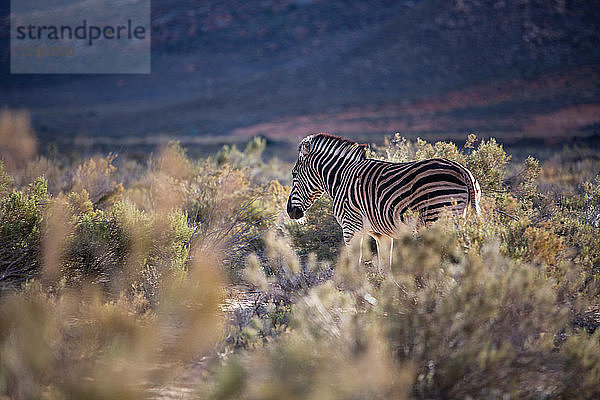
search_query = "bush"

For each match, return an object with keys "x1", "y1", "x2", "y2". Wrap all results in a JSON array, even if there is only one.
[
  {"x1": 1, "y1": 136, "x2": 600, "y2": 399},
  {"x1": 0, "y1": 172, "x2": 47, "y2": 292},
  {"x1": 285, "y1": 196, "x2": 343, "y2": 262}
]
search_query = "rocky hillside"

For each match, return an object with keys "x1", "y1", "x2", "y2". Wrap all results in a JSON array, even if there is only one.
[{"x1": 1, "y1": 0, "x2": 599, "y2": 145}]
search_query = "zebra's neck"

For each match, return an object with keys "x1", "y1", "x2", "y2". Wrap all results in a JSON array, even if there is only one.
[{"x1": 310, "y1": 135, "x2": 366, "y2": 197}]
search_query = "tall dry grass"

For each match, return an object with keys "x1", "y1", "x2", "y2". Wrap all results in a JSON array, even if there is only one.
[
  {"x1": 0, "y1": 109, "x2": 37, "y2": 174},
  {"x1": 0, "y1": 133, "x2": 599, "y2": 399}
]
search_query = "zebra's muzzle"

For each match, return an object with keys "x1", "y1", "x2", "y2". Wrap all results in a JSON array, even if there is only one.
[
  {"x1": 288, "y1": 207, "x2": 304, "y2": 219},
  {"x1": 287, "y1": 198, "x2": 304, "y2": 219}
]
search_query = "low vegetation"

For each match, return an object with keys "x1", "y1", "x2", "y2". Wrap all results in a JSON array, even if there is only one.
[{"x1": 1, "y1": 112, "x2": 599, "y2": 398}]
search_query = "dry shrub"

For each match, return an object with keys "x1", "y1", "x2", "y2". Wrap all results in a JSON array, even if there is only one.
[
  {"x1": 71, "y1": 153, "x2": 123, "y2": 207},
  {"x1": 208, "y1": 279, "x2": 414, "y2": 400},
  {"x1": 0, "y1": 286, "x2": 155, "y2": 400},
  {"x1": 381, "y1": 223, "x2": 568, "y2": 397},
  {"x1": 264, "y1": 230, "x2": 301, "y2": 277},
  {"x1": 582, "y1": 176, "x2": 600, "y2": 228},
  {"x1": 185, "y1": 163, "x2": 280, "y2": 272},
  {"x1": 156, "y1": 248, "x2": 226, "y2": 363},
  {"x1": 524, "y1": 223, "x2": 564, "y2": 265},
  {"x1": 0, "y1": 251, "x2": 225, "y2": 400},
  {"x1": 118, "y1": 144, "x2": 192, "y2": 266},
  {"x1": 0, "y1": 109, "x2": 37, "y2": 174},
  {"x1": 0, "y1": 181, "x2": 226, "y2": 398},
  {"x1": 210, "y1": 327, "x2": 413, "y2": 400},
  {"x1": 1, "y1": 135, "x2": 600, "y2": 399},
  {"x1": 211, "y1": 209, "x2": 600, "y2": 399},
  {"x1": 20, "y1": 156, "x2": 65, "y2": 194},
  {"x1": 149, "y1": 142, "x2": 193, "y2": 214},
  {"x1": 243, "y1": 253, "x2": 270, "y2": 292},
  {"x1": 41, "y1": 196, "x2": 74, "y2": 284}
]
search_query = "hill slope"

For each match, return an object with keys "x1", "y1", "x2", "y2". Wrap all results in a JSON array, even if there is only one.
[{"x1": 1, "y1": 0, "x2": 599, "y2": 145}]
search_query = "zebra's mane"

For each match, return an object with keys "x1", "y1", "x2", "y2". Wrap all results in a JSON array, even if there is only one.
[{"x1": 307, "y1": 133, "x2": 367, "y2": 160}]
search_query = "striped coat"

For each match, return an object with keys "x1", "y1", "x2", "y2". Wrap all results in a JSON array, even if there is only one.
[{"x1": 287, "y1": 133, "x2": 481, "y2": 264}]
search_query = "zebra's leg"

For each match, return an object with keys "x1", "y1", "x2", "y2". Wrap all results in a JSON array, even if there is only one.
[
  {"x1": 375, "y1": 235, "x2": 397, "y2": 283},
  {"x1": 359, "y1": 235, "x2": 364, "y2": 264},
  {"x1": 345, "y1": 233, "x2": 366, "y2": 265},
  {"x1": 343, "y1": 229, "x2": 362, "y2": 264},
  {"x1": 375, "y1": 235, "x2": 391, "y2": 270},
  {"x1": 389, "y1": 237, "x2": 394, "y2": 267}
]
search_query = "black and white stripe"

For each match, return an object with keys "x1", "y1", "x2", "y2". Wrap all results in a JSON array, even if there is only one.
[{"x1": 287, "y1": 133, "x2": 481, "y2": 246}]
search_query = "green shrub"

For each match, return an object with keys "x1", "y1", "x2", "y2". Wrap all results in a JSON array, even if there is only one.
[
  {"x1": 1, "y1": 137, "x2": 600, "y2": 399},
  {"x1": 0, "y1": 174, "x2": 47, "y2": 292},
  {"x1": 285, "y1": 196, "x2": 343, "y2": 262}
]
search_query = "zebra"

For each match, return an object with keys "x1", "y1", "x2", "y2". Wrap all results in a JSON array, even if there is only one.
[{"x1": 286, "y1": 133, "x2": 481, "y2": 267}]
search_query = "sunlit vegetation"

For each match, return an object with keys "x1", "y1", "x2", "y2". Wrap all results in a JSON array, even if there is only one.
[{"x1": 1, "y1": 111, "x2": 599, "y2": 399}]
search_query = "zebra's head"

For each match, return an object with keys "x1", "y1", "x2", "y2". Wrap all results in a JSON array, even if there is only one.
[{"x1": 287, "y1": 135, "x2": 325, "y2": 220}]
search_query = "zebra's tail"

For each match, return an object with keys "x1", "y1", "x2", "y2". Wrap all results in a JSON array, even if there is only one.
[
  {"x1": 445, "y1": 159, "x2": 482, "y2": 217},
  {"x1": 464, "y1": 168, "x2": 481, "y2": 216}
]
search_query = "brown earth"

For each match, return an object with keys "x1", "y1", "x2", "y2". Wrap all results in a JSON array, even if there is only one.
[{"x1": 231, "y1": 66, "x2": 600, "y2": 141}]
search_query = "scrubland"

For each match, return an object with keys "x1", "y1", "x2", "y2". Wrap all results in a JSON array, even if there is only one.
[{"x1": 1, "y1": 110, "x2": 599, "y2": 399}]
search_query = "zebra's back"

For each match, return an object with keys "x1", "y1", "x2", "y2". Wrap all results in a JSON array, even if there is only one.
[{"x1": 349, "y1": 158, "x2": 480, "y2": 235}]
